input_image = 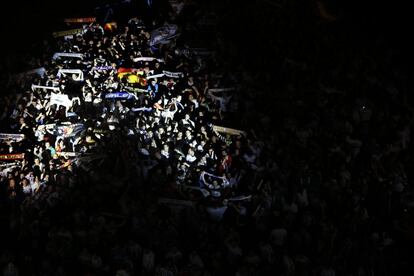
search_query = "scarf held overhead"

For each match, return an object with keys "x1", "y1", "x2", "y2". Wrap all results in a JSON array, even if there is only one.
[
  {"x1": 0, "y1": 153, "x2": 25, "y2": 160},
  {"x1": 0, "y1": 133, "x2": 25, "y2": 142},
  {"x1": 64, "y1": 17, "x2": 96, "y2": 24}
]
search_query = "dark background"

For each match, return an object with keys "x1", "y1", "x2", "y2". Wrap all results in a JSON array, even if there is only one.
[{"x1": 0, "y1": 0, "x2": 412, "y2": 58}]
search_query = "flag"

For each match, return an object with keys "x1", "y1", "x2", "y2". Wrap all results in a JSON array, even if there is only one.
[
  {"x1": 53, "y1": 123, "x2": 85, "y2": 138},
  {"x1": 104, "y1": 22, "x2": 118, "y2": 32},
  {"x1": 150, "y1": 24, "x2": 180, "y2": 46},
  {"x1": 117, "y1": 69, "x2": 147, "y2": 85},
  {"x1": 316, "y1": 1, "x2": 337, "y2": 22}
]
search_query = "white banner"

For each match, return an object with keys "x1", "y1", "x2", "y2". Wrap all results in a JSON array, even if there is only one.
[
  {"x1": 0, "y1": 133, "x2": 25, "y2": 142},
  {"x1": 92, "y1": 66, "x2": 115, "y2": 71},
  {"x1": 131, "y1": 107, "x2": 153, "y2": 112},
  {"x1": 52, "y1": 52, "x2": 84, "y2": 60},
  {"x1": 50, "y1": 93, "x2": 73, "y2": 111},
  {"x1": 207, "y1": 88, "x2": 235, "y2": 93},
  {"x1": 31, "y1": 84, "x2": 60, "y2": 92},
  {"x1": 56, "y1": 152, "x2": 80, "y2": 158},
  {"x1": 200, "y1": 171, "x2": 230, "y2": 187},
  {"x1": 146, "y1": 73, "x2": 165, "y2": 80},
  {"x1": 57, "y1": 69, "x2": 84, "y2": 81},
  {"x1": 162, "y1": 70, "x2": 184, "y2": 78},
  {"x1": 0, "y1": 161, "x2": 20, "y2": 168},
  {"x1": 133, "y1": 57, "x2": 165, "y2": 63}
]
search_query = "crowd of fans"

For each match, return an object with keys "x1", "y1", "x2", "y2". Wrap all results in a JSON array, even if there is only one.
[{"x1": 1, "y1": 0, "x2": 413, "y2": 275}]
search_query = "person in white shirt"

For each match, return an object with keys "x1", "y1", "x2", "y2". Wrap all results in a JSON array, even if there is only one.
[
  {"x1": 22, "y1": 178, "x2": 33, "y2": 195},
  {"x1": 185, "y1": 148, "x2": 197, "y2": 163},
  {"x1": 161, "y1": 144, "x2": 170, "y2": 159}
]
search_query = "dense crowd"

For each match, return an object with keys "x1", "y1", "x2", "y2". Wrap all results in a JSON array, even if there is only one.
[{"x1": 1, "y1": 0, "x2": 414, "y2": 275}]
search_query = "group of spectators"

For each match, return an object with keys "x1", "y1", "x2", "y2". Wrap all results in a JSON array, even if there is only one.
[{"x1": 0, "y1": 0, "x2": 413, "y2": 275}]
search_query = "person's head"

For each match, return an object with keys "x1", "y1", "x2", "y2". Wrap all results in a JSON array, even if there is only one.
[
  {"x1": 58, "y1": 139, "x2": 64, "y2": 146},
  {"x1": 185, "y1": 130, "x2": 191, "y2": 138},
  {"x1": 188, "y1": 148, "x2": 195, "y2": 156},
  {"x1": 22, "y1": 178, "x2": 29, "y2": 187},
  {"x1": 9, "y1": 178, "x2": 15, "y2": 188},
  {"x1": 36, "y1": 145, "x2": 43, "y2": 152},
  {"x1": 154, "y1": 151, "x2": 161, "y2": 159},
  {"x1": 163, "y1": 144, "x2": 169, "y2": 151},
  {"x1": 236, "y1": 140, "x2": 242, "y2": 149},
  {"x1": 184, "y1": 113, "x2": 190, "y2": 120}
]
